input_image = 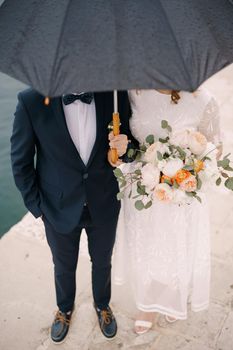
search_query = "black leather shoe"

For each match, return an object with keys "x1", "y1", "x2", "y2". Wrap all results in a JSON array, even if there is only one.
[
  {"x1": 94, "y1": 304, "x2": 117, "y2": 339},
  {"x1": 50, "y1": 308, "x2": 74, "y2": 344}
]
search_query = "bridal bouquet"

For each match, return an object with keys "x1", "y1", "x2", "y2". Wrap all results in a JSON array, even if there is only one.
[{"x1": 114, "y1": 120, "x2": 233, "y2": 210}]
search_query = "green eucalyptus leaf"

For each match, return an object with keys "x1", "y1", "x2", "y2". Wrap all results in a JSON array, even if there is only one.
[
  {"x1": 159, "y1": 137, "x2": 169, "y2": 144},
  {"x1": 117, "y1": 192, "x2": 124, "y2": 200},
  {"x1": 168, "y1": 145, "x2": 174, "y2": 152},
  {"x1": 225, "y1": 177, "x2": 233, "y2": 191},
  {"x1": 163, "y1": 152, "x2": 170, "y2": 159},
  {"x1": 135, "y1": 200, "x2": 145, "y2": 210},
  {"x1": 195, "y1": 195, "x2": 202, "y2": 203},
  {"x1": 146, "y1": 134, "x2": 154, "y2": 145},
  {"x1": 197, "y1": 177, "x2": 202, "y2": 190},
  {"x1": 144, "y1": 200, "x2": 152, "y2": 209},
  {"x1": 216, "y1": 177, "x2": 222, "y2": 186},
  {"x1": 185, "y1": 191, "x2": 196, "y2": 197},
  {"x1": 140, "y1": 144, "x2": 147, "y2": 152},
  {"x1": 127, "y1": 148, "x2": 135, "y2": 158},
  {"x1": 217, "y1": 158, "x2": 230, "y2": 168},
  {"x1": 221, "y1": 172, "x2": 229, "y2": 178},
  {"x1": 157, "y1": 151, "x2": 163, "y2": 161},
  {"x1": 135, "y1": 169, "x2": 142, "y2": 176},
  {"x1": 113, "y1": 168, "x2": 123, "y2": 178},
  {"x1": 202, "y1": 156, "x2": 211, "y2": 161},
  {"x1": 161, "y1": 120, "x2": 168, "y2": 129},
  {"x1": 137, "y1": 184, "x2": 146, "y2": 195},
  {"x1": 176, "y1": 146, "x2": 186, "y2": 159},
  {"x1": 120, "y1": 180, "x2": 127, "y2": 188}
]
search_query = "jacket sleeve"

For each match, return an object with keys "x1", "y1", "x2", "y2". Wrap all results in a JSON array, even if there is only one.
[
  {"x1": 10, "y1": 93, "x2": 42, "y2": 218},
  {"x1": 118, "y1": 91, "x2": 139, "y2": 163}
]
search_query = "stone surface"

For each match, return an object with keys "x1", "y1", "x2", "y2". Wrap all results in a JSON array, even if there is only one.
[
  {"x1": 1, "y1": 64, "x2": 233, "y2": 349},
  {"x1": 161, "y1": 302, "x2": 228, "y2": 348},
  {"x1": 216, "y1": 311, "x2": 233, "y2": 350},
  {"x1": 155, "y1": 335, "x2": 214, "y2": 350}
]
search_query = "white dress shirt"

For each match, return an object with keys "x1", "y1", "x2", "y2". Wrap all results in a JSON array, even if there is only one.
[{"x1": 62, "y1": 95, "x2": 97, "y2": 165}]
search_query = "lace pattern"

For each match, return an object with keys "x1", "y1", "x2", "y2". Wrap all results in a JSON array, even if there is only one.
[{"x1": 113, "y1": 88, "x2": 218, "y2": 319}]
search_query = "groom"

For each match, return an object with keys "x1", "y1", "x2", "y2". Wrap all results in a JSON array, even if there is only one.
[{"x1": 10, "y1": 89, "x2": 135, "y2": 343}]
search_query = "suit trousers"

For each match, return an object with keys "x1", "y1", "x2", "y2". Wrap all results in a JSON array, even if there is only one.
[{"x1": 43, "y1": 206, "x2": 118, "y2": 312}]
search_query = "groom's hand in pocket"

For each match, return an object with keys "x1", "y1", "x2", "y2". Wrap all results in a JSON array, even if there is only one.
[{"x1": 108, "y1": 132, "x2": 128, "y2": 157}]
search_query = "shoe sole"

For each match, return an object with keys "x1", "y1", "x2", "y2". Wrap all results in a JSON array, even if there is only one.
[
  {"x1": 51, "y1": 337, "x2": 68, "y2": 345},
  {"x1": 99, "y1": 332, "x2": 117, "y2": 341}
]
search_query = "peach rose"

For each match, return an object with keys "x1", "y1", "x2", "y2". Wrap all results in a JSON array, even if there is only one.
[
  {"x1": 179, "y1": 175, "x2": 197, "y2": 192},
  {"x1": 154, "y1": 183, "x2": 173, "y2": 202},
  {"x1": 174, "y1": 169, "x2": 192, "y2": 184},
  {"x1": 188, "y1": 131, "x2": 207, "y2": 155}
]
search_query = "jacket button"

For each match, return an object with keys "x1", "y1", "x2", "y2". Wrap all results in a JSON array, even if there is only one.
[{"x1": 83, "y1": 173, "x2": 88, "y2": 179}]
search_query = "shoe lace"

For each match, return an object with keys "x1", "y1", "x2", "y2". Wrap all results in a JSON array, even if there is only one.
[
  {"x1": 55, "y1": 310, "x2": 71, "y2": 326},
  {"x1": 101, "y1": 309, "x2": 112, "y2": 325}
]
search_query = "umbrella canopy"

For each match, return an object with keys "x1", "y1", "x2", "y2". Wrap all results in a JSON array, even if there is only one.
[{"x1": 0, "y1": 0, "x2": 233, "y2": 96}]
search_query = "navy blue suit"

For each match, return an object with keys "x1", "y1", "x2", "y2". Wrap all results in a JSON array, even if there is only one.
[{"x1": 11, "y1": 89, "x2": 136, "y2": 312}]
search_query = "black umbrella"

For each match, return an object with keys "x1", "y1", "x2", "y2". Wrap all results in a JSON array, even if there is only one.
[{"x1": 0, "y1": 0, "x2": 233, "y2": 96}]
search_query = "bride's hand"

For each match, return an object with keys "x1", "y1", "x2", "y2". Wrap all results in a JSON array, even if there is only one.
[{"x1": 108, "y1": 131, "x2": 128, "y2": 157}]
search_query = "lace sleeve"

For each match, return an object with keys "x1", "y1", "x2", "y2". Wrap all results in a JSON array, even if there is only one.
[{"x1": 198, "y1": 97, "x2": 222, "y2": 146}]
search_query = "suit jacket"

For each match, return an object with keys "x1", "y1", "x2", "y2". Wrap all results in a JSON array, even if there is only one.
[{"x1": 11, "y1": 89, "x2": 136, "y2": 233}]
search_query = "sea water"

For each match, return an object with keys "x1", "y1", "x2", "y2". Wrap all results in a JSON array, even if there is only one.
[{"x1": 0, "y1": 73, "x2": 27, "y2": 237}]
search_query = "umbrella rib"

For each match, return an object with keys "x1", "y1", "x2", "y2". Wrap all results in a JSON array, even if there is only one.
[
  {"x1": 157, "y1": 0, "x2": 194, "y2": 91},
  {"x1": 47, "y1": 0, "x2": 73, "y2": 96}
]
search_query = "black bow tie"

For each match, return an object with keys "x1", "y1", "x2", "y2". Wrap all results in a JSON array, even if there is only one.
[{"x1": 63, "y1": 92, "x2": 94, "y2": 105}]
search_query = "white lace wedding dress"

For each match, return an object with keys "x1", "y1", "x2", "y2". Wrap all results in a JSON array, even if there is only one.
[{"x1": 113, "y1": 89, "x2": 221, "y2": 319}]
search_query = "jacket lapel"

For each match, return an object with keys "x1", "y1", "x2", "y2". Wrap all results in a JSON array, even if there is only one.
[
  {"x1": 51, "y1": 97, "x2": 86, "y2": 169},
  {"x1": 86, "y1": 93, "x2": 105, "y2": 168},
  {"x1": 51, "y1": 94, "x2": 105, "y2": 169}
]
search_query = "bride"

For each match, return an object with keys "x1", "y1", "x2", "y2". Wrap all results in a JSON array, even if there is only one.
[{"x1": 111, "y1": 89, "x2": 222, "y2": 334}]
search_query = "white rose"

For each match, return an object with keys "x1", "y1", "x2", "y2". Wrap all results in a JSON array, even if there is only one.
[
  {"x1": 157, "y1": 159, "x2": 167, "y2": 171},
  {"x1": 144, "y1": 143, "x2": 157, "y2": 165},
  {"x1": 170, "y1": 130, "x2": 190, "y2": 148},
  {"x1": 162, "y1": 158, "x2": 184, "y2": 177},
  {"x1": 141, "y1": 163, "x2": 160, "y2": 190},
  {"x1": 153, "y1": 183, "x2": 173, "y2": 202},
  {"x1": 188, "y1": 131, "x2": 207, "y2": 155},
  {"x1": 198, "y1": 159, "x2": 219, "y2": 186}
]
